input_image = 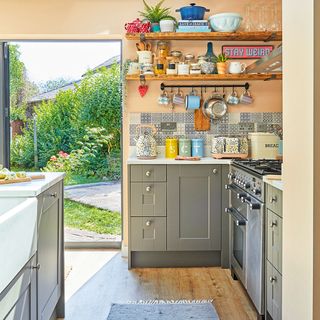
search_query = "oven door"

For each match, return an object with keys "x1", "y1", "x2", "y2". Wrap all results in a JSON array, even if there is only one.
[{"x1": 225, "y1": 183, "x2": 248, "y2": 286}]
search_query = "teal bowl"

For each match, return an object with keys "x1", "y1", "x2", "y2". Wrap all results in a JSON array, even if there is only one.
[{"x1": 209, "y1": 13, "x2": 243, "y2": 32}]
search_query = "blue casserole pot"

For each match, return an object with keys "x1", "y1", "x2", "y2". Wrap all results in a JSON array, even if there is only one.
[{"x1": 176, "y1": 3, "x2": 210, "y2": 20}]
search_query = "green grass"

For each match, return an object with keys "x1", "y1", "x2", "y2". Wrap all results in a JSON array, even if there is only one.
[
  {"x1": 64, "y1": 199, "x2": 121, "y2": 235},
  {"x1": 64, "y1": 174, "x2": 104, "y2": 186}
]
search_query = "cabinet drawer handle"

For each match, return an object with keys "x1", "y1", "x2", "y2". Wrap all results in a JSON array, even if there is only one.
[
  {"x1": 269, "y1": 276, "x2": 277, "y2": 283},
  {"x1": 145, "y1": 171, "x2": 151, "y2": 177},
  {"x1": 145, "y1": 220, "x2": 152, "y2": 226},
  {"x1": 146, "y1": 186, "x2": 151, "y2": 192},
  {"x1": 50, "y1": 192, "x2": 57, "y2": 198},
  {"x1": 32, "y1": 263, "x2": 41, "y2": 270},
  {"x1": 269, "y1": 220, "x2": 278, "y2": 228},
  {"x1": 212, "y1": 169, "x2": 218, "y2": 174},
  {"x1": 270, "y1": 196, "x2": 277, "y2": 203}
]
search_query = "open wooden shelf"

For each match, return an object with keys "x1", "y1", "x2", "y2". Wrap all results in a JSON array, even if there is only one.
[
  {"x1": 125, "y1": 31, "x2": 282, "y2": 42},
  {"x1": 125, "y1": 73, "x2": 282, "y2": 81}
]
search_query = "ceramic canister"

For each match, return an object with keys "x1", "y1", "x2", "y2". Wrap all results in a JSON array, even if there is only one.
[
  {"x1": 166, "y1": 138, "x2": 178, "y2": 158},
  {"x1": 191, "y1": 138, "x2": 204, "y2": 157},
  {"x1": 179, "y1": 138, "x2": 191, "y2": 156}
]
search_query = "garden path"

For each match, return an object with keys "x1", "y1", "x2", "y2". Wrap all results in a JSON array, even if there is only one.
[{"x1": 64, "y1": 181, "x2": 121, "y2": 212}]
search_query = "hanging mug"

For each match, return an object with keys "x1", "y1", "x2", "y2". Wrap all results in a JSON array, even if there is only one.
[
  {"x1": 229, "y1": 61, "x2": 247, "y2": 74},
  {"x1": 240, "y1": 89, "x2": 254, "y2": 104},
  {"x1": 158, "y1": 90, "x2": 171, "y2": 106},
  {"x1": 172, "y1": 89, "x2": 185, "y2": 106},
  {"x1": 227, "y1": 88, "x2": 240, "y2": 105},
  {"x1": 185, "y1": 89, "x2": 200, "y2": 110}
]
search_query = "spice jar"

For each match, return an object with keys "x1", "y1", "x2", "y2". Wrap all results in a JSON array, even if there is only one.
[
  {"x1": 177, "y1": 62, "x2": 190, "y2": 75},
  {"x1": 154, "y1": 57, "x2": 166, "y2": 75},
  {"x1": 157, "y1": 41, "x2": 170, "y2": 58},
  {"x1": 166, "y1": 56, "x2": 177, "y2": 75},
  {"x1": 190, "y1": 63, "x2": 201, "y2": 75},
  {"x1": 184, "y1": 53, "x2": 195, "y2": 64},
  {"x1": 171, "y1": 50, "x2": 182, "y2": 63}
]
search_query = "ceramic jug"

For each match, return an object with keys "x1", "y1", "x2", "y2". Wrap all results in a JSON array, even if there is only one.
[{"x1": 135, "y1": 124, "x2": 157, "y2": 159}]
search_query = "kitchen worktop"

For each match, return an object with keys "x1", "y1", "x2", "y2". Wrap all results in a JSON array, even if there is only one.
[
  {"x1": 127, "y1": 157, "x2": 232, "y2": 165},
  {"x1": 0, "y1": 172, "x2": 65, "y2": 197},
  {"x1": 263, "y1": 175, "x2": 283, "y2": 191}
]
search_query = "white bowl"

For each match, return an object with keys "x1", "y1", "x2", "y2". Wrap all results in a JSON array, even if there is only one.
[{"x1": 209, "y1": 13, "x2": 243, "y2": 32}]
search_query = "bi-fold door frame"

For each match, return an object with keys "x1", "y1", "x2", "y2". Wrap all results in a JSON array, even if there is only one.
[{"x1": 0, "y1": 42, "x2": 10, "y2": 168}]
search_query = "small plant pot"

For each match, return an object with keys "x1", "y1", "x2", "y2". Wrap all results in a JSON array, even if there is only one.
[
  {"x1": 217, "y1": 62, "x2": 227, "y2": 75},
  {"x1": 11, "y1": 120, "x2": 24, "y2": 138},
  {"x1": 160, "y1": 19, "x2": 175, "y2": 32},
  {"x1": 151, "y1": 22, "x2": 161, "y2": 32}
]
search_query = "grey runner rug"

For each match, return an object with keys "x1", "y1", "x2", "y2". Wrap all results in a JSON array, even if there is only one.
[{"x1": 106, "y1": 302, "x2": 219, "y2": 320}]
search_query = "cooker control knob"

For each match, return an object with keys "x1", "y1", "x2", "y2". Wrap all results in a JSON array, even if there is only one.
[
  {"x1": 228, "y1": 173, "x2": 235, "y2": 180},
  {"x1": 244, "y1": 182, "x2": 251, "y2": 189},
  {"x1": 253, "y1": 188, "x2": 261, "y2": 195}
]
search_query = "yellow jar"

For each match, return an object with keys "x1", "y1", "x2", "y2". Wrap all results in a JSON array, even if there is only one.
[{"x1": 165, "y1": 138, "x2": 178, "y2": 158}]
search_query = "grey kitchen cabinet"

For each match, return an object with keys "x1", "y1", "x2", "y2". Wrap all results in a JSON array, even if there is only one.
[
  {"x1": 267, "y1": 209, "x2": 282, "y2": 273},
  {"x1": 266, "y1": 185, "x2": 282, "y2": 320},
  {"x1": 130, "y1": 182, "x2": 166, "y2": 217},
  {"x1": 131, "y1": 217, "x2": 166, "y2": 251},
  {"x1": 37, "y1": 182, "x2": 64, "y2": 320},
  {"x1": 131, "y1": 165, "x2": 166, "y2": 182},
  {"x1": 0, "y1": 256, "x2": 37, "y2": 320},
  {"x1": 167, "y1": 165, "x2": 222, "y2": 251},
  {"x1": 266, "y1": 261, "x2": 282, "y2": 320}
]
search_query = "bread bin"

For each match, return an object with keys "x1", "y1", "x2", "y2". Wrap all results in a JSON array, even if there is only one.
[{"x1": 248, "y1": 132, "x2": 279, "y2": 159}]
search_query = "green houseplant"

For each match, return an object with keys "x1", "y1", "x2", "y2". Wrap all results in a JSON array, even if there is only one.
[
  {"x1": 139, "y1": 0, "x2": 176, "y2": 32},
  {"x1": 216, "y1": 53, "x2": 229, "y2": 74}
]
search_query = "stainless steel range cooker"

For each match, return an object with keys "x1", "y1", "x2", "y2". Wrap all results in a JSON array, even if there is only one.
[{"x1": 225, "y1": 159, "x2": 282, "y2": 318}]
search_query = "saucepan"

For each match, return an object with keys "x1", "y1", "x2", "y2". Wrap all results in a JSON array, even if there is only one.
[{"x1": 202, "y1": 90, "x2": 228, "y2": 120}]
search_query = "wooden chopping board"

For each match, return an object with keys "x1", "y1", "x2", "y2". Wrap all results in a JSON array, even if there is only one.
[
  {"x1": 194, "y1": 96, "x2": 210, "y2": 131},
  {"x1": 0, "y1": 174, "x2": 46, "y2": 185}
]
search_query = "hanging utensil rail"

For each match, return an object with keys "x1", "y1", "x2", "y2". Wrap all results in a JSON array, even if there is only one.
[{"x1": 160, "y1": 82, "x2": 250, "y2": 91}]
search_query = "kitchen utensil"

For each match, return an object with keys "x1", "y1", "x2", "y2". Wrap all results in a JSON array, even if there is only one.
[
  {"x1": 165, "y1": 138, "x2": 178, "y2": 158},
  {"x1": 229, "y1": 61, "x2": 247, "y2": 74},
  {"x1": 135, "y1": 124, "x2": 157, "y2": 159},
  {"x1": 203, "y1": 91, "x2": 228, "y2": 120},
  {"x1": 240, "y1": 89, "x2": 254, "y2": 104},
  {"x1": 137, "y1": 51, "x2": 153, "y2": 64},
  {"x1": 185, "y1": 89, "x2": 200, "y2": 110},
  {"x1": 172, "y1": 89, "x2": 184, "y2": 106},
  {"x1": 160, "y1": 19, "x2": 176, "y2": 32},
  {"x1": 194, "y1": 90, "x2": 210, "y2": 131},
  {"x1": 158, "y1": 90, "x2": 171, "y2": 105},
  {"x1": 176, "y1": 3, "x2": 210, "y2": 20},
  {"x1": 175, "y1": 155, "x2": 200, "y2": 161},
  {"x1": 226, "y1": 87, "x2": 240, "y2": 105},
  {"x1": 0, "y1": 177, "x2": 32, "y2": 185},
  {"x1": 191, "y1": 138, "x2": 204, "y2": 157},
  {"x1": 178, "y1": 138, "x2": 192, "y2": 157},
  {"x1": 209, "y1": 13, "x2": 243, "y2": 32}
]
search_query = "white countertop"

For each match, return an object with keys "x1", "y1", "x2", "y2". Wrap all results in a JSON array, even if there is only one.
[
  {"x1": 0, "y1": 172, "x2": 65, "y2": 197},
  {"x1": 127, "y1": 157, "x2": 232, "y2": 165},
  {"x1": 263, "y1": 176, "x2": 283, "y2": 191}
]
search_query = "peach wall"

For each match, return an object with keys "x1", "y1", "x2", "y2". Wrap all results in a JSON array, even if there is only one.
[{"x1": 0, "y1": 0, "x2": 282, "y2": 249}]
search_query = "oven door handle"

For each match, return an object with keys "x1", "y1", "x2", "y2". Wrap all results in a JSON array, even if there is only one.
[
  {"x1": 225, "y1": 207, "x2": 247, "y2": 226},
  {"x1": 225, "y1": 184, "x2": 247, "y2": 199},
  {"x1": 241, "y1": 197, "x2": 261, "y2": 210}
]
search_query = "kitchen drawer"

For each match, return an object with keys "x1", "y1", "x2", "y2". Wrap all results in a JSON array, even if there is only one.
[
  {"x1": 130, "y1": 182, "x2": 166, "y2": 217},
  {"x1": 266, "y1": 261, "x2": 282, "y2": 320},
  {"x1": 131, "y1": 217, "x2": 166, "y2": 251},
  {"x1": 267, "y1": 209, "x2": 282, "y2": 274},
  {"x1": 267, "y1": 185, "x2": 282, "y2": 217},
  {"x1": 39, "y1": 183, "x2": 61, "y2": 213},
  {"x1": 130, "y1": 165, "x2": 167, "y2": 182}
]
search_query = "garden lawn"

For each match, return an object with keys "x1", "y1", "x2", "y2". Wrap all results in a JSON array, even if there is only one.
[{"x1": 64, "y1": 199, "x2": 121, "y2": 235}]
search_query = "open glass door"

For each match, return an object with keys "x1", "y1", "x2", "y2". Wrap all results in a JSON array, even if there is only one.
[{"x1": 0, "y1": 42, "x2": 10, "y2": 168}]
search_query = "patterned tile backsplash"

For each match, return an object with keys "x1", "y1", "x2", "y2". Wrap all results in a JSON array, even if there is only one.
[{"x1": 129, "y1": 112, "x2": 282, "y2": 146}]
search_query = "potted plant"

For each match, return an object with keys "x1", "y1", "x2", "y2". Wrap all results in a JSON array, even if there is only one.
[
  {"x1": 216, "y1": 53, "x2": 229, "y2": 75},
  {"x1": 10, "y1": 105, "x2": 26, "y2": 138},
  {"x1": 139, "y1": 0, "x2": 177, "y2": 32}
]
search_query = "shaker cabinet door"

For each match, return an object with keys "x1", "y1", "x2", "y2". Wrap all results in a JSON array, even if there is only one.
[{"x1": 167, "y1": 165, "x2": 222, "y2": 251}]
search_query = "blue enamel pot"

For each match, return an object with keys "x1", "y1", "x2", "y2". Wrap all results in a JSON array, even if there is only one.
[{"x1": 176, "y1": 3, "x2": 210, "y2": 20}]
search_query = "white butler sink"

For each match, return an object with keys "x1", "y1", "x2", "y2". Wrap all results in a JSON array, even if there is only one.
[{"x1": 0, "y1": 197, "x2": 38, "y2": 293}]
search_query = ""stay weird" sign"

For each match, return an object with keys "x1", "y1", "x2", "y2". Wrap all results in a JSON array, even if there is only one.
[{"x1": 222, "y1": 45, "x2": 274, "y2": 59}]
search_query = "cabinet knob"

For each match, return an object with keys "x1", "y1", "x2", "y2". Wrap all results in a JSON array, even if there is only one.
[
  {"x1": 146, "y1": 186, "x2": 151, "y2": 192},
  {"x1": 269, "y1": 220, "x2": 278, "y2": 228},
  {"x1": 145, "y1": 220, "x2": 152, "y2": 226},
  {"x1": 212, "y1": 169, "x2": 218, "y2": 174},
  {"x1": 145, "y1": 171, "x2": 151, "y2": 177},
  {"x1": 269, "y1": 276, "x2": 277, "y2": 283},
  {"x1": 32, "y1": 263, "x2": 41, "y2": 270},
  {"x1": 270, "y1": 196, "x2": 277, "y2": 203},
  {"x1": 50, "y1": 192, "x2": 57, "y2": 198}
]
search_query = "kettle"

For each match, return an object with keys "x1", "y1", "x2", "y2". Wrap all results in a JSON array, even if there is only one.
[{"x1": 135, "y1": 124, "x2": 157, "y2": 159}]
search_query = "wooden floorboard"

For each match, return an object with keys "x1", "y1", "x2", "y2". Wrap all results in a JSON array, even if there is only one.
[{"x1": 64, "y1": 252, "x2": 257, "y2": 320}]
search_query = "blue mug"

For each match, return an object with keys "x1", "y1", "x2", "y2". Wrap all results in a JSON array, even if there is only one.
[
  {"x1": 185, "y1": 91, "x2": 200, "y2": 110},
  {"x1": 192, "y1": 138, "x2": 204, "y2": 157}
]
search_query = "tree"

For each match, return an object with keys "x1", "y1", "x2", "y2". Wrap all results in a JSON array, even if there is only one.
[{"x1": 38, "y1": 77, "x2": 73, "y2": 94}]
